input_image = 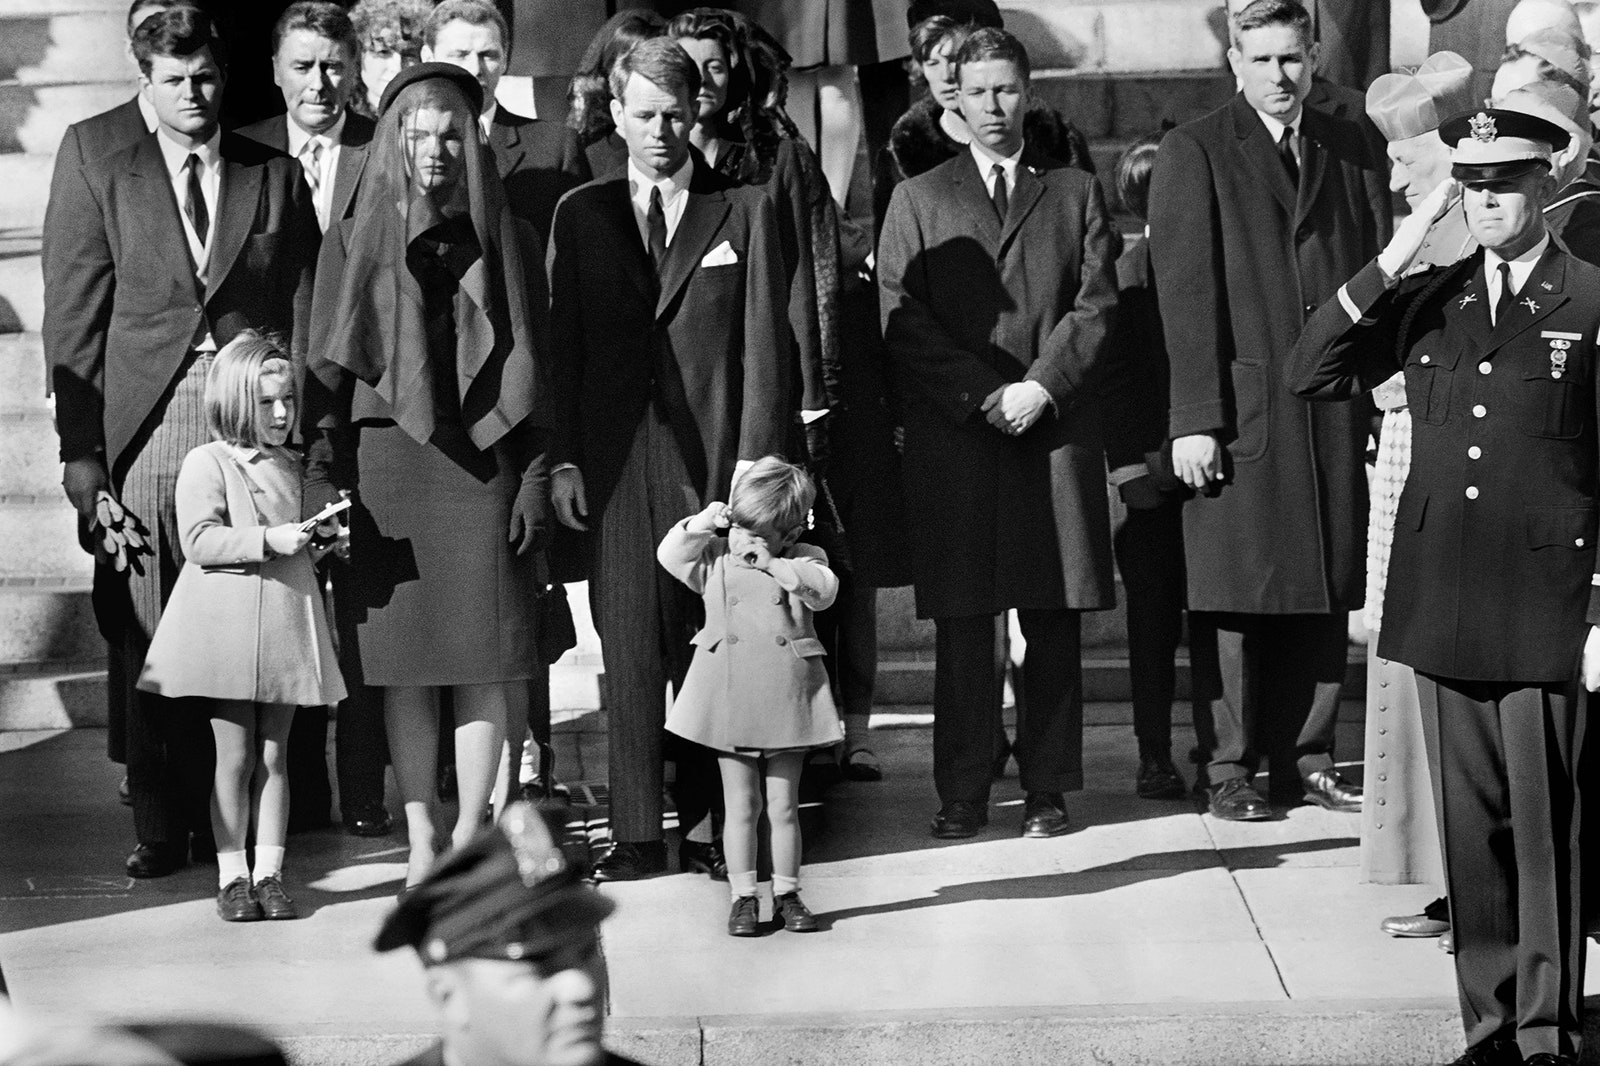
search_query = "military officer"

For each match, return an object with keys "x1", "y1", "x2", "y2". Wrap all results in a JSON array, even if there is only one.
[
  {"x1": 375, "y1": 804, "x2": 646, "y2": 1066},
  {"x1": 1290, "y1": 108, "x2": 1597, "y2": 1066}
]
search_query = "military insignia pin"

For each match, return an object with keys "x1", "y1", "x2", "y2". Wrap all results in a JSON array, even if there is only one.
[
  {"x1": 1522, "y1": 297, "x2": 1540, "y2": 314},
  {"x1": 1458, "y1": 293, "x2": 1478, "y2": 309},
  {"x1": 1469, "y1": 111, "x2": 1497, "y2": 142},
  {"x1": 1542, "y1": 281, "x2": 1554, "y2": 291},
  {"x1": 1544, "y1": 332, "x2": 1579, "y2": 379}
]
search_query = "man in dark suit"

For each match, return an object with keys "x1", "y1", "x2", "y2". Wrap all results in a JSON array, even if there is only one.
[
  {"x1": 42, "y1": 0, "x2": 187, "y2": 807},
  {"x1": 1291, "y1": 106, "x2": 1594, "y2": 1066},
  {"x1": 547, "y1": 37, "x2": 789, "y2": 880},
  {"x1": 236, "y1": 1, "x2": 388, "y2": 841},
  {"x1": 423, "y1": 0, "x2": 590, "y2": 248},
  {"x1": 879, "y1": 28, "x2": 1119, "y2": 839},
  {"x1": 46, "y1": 7, "x2": 319, "y2": 877},
  {"x1": 1147, "y1": 0, "x2": 1389, "y2": 821}
]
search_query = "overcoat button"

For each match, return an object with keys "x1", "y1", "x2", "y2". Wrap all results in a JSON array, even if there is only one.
[
  {"x1": 727, "y1": 635, "x2": 739, "y2": 645},
  {"x1": 1420, "y1": 355, "x2": 1431, "y2": 364},
  {"x1": 775, "y1": 636, "x2": 787, "y2": 646},
  {"x1": 728, "y1": 596, "x2": 739, "y2": 606},
  {"x1": 772, "y1": 594, "x2": 783, "y2": 604}
]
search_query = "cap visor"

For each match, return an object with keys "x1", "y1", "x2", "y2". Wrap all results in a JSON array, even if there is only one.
[{"x1": 1452, "y1": 159, "x2": 1548, "y2": 182}]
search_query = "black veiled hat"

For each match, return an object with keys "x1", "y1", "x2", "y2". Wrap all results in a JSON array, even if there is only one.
[
  {"x1": 378, "y1": 60, "x2": 484, "y2": 116},
  {"x1": 375, "y1": 803, "x2": 615, "y2": 966},
  {"x1": 907, "y1": 0, "x2": 1004, "y2": 30}
]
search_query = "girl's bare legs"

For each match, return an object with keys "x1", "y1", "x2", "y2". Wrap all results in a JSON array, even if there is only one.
[
  {"x1": 250, "y1": 702, "x2": 297, "y2": 879},
  {"x1": 209, "y1": 699, "x2": 257, "y2": 859},
  {"x1": 386, "y1": 685, "x2": 440, "y2": 886},
  {"x1": 449, "y1": 681, "x2": 509, "y2": 850}
]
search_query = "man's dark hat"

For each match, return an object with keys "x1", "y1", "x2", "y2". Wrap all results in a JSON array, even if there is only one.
[
  {"x1": 907, "y1": 0, "x2": 1004, "y2": 30},
  {"x1": 378, "y1": 61, "x2": 485, "y2": 117},
  {"x1": 1441, "y1": 106, "x2": 1569, "y2": 180},
  {"x1": 375, "y1": 803, "x2": 615, "y2": 965}
]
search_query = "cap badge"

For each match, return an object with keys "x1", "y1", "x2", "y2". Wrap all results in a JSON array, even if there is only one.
[
  {"x1": 500, "y1": 803, "x2": 566, "y2": 888},
  {"x1": 1470, "y1": 111, "x2": 1497, "y2": 142}
]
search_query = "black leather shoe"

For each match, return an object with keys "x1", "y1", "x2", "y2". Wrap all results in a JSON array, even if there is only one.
[
  {"x1": 342, "y1": 803, "x2": 393, "y2": 838},
  {"x1": 1136, "y1": 753, "x2": 1186, "y2": 799},
  {"x1": 1439, "y1": 929, "x2": 1455, "y2": 954},
  {"x1": 216, "y1": 877, "x2": 263, "y2": 922},
  {"x1": 1381, "y1": 896, "x2": 1449, "y2": 938},
  {"x1": 126, "y1": 843, "x2": 185, "y2": 879},
  {"x1": 1446, "y1": 1037, "x2": 1521, "y2": 1065},
  {"x1": 590, "y1": 840, "x2": 667, "y2": 882},
  {"x1": 1523, "y1": 1053, "x2": 1578, "y2": 1066},
  {"x1": 253, "y1": 875, "x2": 298, "y2": 920},
  {"x1": 841, "y1": 747, "x2": 883, "y2": 782},
  {"x1": 930, "y1": 801, "x2": 987, "y2": 839},
  {"x1": 1020, "y1": 792, "x2": 1072, "y2": 838},
  {"x1": 1302, "y1": 769, "x2": 1363, "y2": 812},
  {"x1": 774, "y1": 891, "x2": 818, "y2": 932},
  {"x1": 679, "y1": 838, "x2": 729, "y2": 881},
  {"x1": 727, "y1": 894, "x2": 760, "y2": 936},
  {"x1": 1207, "y1": 778, "x2": 1273, "y2": 821}
]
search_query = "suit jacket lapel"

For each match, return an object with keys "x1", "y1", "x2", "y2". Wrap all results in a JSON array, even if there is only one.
[
  {"x1": 330, "y1": 139, "x2": 368, "y2": 225},
  {"x1": 1486, "y1": 244, "x2": 1570, "y2": 353},
  {"x1": 655, "y1": 176, "x2": 731, "y2": 319},
  {"x1": 599, "y1": 178, "x2": 654, "y2": 303},
  {"x1": 491, "y1": 114, "x2": 525, "y2": 180},
  {"x1": 206, "y1": 148, "x2": 261, "y2": 298},
  {"x1": 998, "y1": 152, "x2": 1048, "y2": 256},
  {"x1": 127, "y1": 135, "x2": 199, "y2": 297},
  {"x1": 1294, "y1": 112, "x2": 1328, "y2": 227},
  {"x1": 1230, "y1": 96, "x2": 1296, "y2": 220},
  {"x1": 947, "y1": 150, "x2": 1002, "y2": 249}
]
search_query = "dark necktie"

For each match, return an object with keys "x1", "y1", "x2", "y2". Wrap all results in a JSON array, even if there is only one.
[
  {"x1": 1277, "y1": 126, "x2": 1299, "y2": 187},
  {"x1": 991, "y1": 162, "x2": 1009, "y2": 222},
  {"x1": 185, "y1": 153, "x2": 209, "y2": 246},
  {"x1": 647, "y1": 185, "x2": 667, "y2": 273},
  {"x1": 1494, "y1": 261, "x2": 1513, "y2": 326}
]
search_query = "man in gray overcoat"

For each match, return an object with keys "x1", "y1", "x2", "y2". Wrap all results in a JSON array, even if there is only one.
[{"x1": 878, "y1": 27, "x2": 1119, "y2": 840}]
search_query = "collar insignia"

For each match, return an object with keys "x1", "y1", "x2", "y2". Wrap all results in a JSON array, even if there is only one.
[
  {"x1": 1522, "y1": 297, "x2": 1540, "y2": 313},
  {"x1": 1541, "y1": 281, "x2": 1554, "y2": 291},
  {"x1": 1458, "y1": 292, "x2": 1478, "y2": 309}
]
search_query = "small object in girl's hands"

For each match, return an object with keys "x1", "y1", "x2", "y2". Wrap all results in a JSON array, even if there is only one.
[{"x1": 299, "y1": 496, "x2": 352, "y2": 533}]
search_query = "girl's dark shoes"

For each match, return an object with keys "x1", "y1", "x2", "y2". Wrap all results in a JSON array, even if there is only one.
[
  {"x1": 217, "y1": 878, "x2": 263, "y2": 922},
  {"x1": 254, "y1": 876, "x2": 298, "y2": 920},
  {"x1": 727, "y1": 895, "x2": 761, "y2": 937},
  {"x1": 774, "y1": 892, "x2": 818, "y2": 932}
]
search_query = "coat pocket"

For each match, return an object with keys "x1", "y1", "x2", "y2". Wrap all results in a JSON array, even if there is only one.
[
  {"x1": 1404, "y1": 347, "x2": 1456, "y2": 426},
  {"x1": 691, "y1": 628, "x2": 723, "y2": 651},
  {"x1": 1520, "y1": 371, "x2": 1586, "y2": 439},
  {"x1": 785, "y1": 636, "x2": 827, "y2": 658},
  {"x1": 1396, "y1": 490, "x2": 1429, "y2": 532},
  {"x1": 1228, "y1": 362, "x2": 1268, "y2": 462},
  {"x1": 1525, "y1": 505, "x2": 1598, "y2": 551}
]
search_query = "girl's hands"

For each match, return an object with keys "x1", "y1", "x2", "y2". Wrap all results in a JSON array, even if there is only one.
[{"x1": 265, "y1": 523, "x2": 314, "y2": 558}]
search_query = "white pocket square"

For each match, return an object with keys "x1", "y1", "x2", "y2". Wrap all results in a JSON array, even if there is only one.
[{"x1": 700, "y1": 241, "x2": 739, "y2": 267}]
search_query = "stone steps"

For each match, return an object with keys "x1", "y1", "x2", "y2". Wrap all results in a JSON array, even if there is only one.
[
  {"x1": 1002, "y1": 0, "x2": 1231, "y2": 75},
  {"x1": 0, "y1": 9, "x2": 125, "y2": 87}
]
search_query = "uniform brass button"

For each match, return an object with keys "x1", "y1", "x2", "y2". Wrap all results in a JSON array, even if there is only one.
[
  {"x1": 1466, "y1": 486, "x2": 1479, "y2": 500},
  {"x1": 1420, "y1": 354, "x2": 1431, "y2": 364},
  {"x1": 727, "y1": 635, "x2": 739, "y2": 645},
  {"x1": 1468, "y1": 446, "x2": 1482, "y2": 459},
  {"x1": 1478, "y1": 361, "x2": 1492, "y2": 374},
  {"x1": 1579, "y1": 538, "x2": 1587, "y2": 548},
  {"x1": 1473, "y1": 404, "x2": 1487, "y2": 418},
  {"x1": 775, "y1": 636, "x2": 787, "y2": 646}
]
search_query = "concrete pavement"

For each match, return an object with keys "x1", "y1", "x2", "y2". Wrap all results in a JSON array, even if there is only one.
[{"x1": 3, "y1": 710, "x2": 1597, "y2": 1065}]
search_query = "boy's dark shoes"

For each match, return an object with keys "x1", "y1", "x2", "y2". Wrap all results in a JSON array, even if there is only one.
[
  {"x1": 254, "y1": 876, "x2": 298, "y2": 920},
  {"x1": 217, "y1": 878, "x2": 263, "y2": 922},
  {"x1": 126, "y1": 843, "x2": 185, "y2": 879},
  {"x1": 590, "y1": 840, "x2": 667, "y2": 882},
  {"x1": 679, "y1": 838, "x2": 729, "y2": 881},
  {"x1": 1136, "y1": 753, "x2": 1186, "y2": 799},
  {"x1": 342, "y1": 803, "x2": 393, "y2": 837},
  {"x1": 930, "y1": 801, "x2": 987, "y2": 838},
  {"x1": 842, "y1": 747, "x2": 882, "y2": 781},
  {"x1": 774, "y1": 892, "x2": 818, "y2": 932},
  {"x1": 727, "y1": 894, "x2": 761, "y2": 937},
  {"x1": 1020, "y1": 792, "x2": 1071, "y2": 837}
]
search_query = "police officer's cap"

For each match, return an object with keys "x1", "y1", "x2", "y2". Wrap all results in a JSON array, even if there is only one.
[
  {"x1": 374, "y1": 803, "x2": 615, "y2": 966},
  {"x1": 378, "y1": 61, "x2": 485, "y2": 118},
  {"x1": 1441, "y1": 107, "x2": 1570, "y2": 181}
]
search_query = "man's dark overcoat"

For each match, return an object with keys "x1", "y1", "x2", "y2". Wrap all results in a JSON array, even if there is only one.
[
  {"x1": 489, "y1": 104, "x2": 590, "y2": 248},
  {"x1": 236, "y1": 110, "x2": 376, "y2": 227},
  {"x1": 1147, "y1": 93, "x2": 1389, "y2": 615},
  {"x1": 1290, "y1": 248, "x2": 1600, "y2": 682},
  {"x1": 878, "y1": 147, "x2": 1119, "y2": 620},
  {"x1": 47, "y1": 130, "x2": 318, "y2": 478}
]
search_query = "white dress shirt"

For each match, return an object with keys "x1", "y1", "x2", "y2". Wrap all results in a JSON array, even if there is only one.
[
  {"x1": 155, "y1": 125, "x2": 221, "y2": 350},
  {"x1": 1255, "y1": 107, "x2": 1303, "y2": 168},
  {"x1": 971, "y1": 140, "x2": 1022, "y2": 199},
  {"x1": 286, "y1": 111, "x2": 344, "y2": 232},
  {"x1": 626, "y1": 154, "x2": 693, "y2": 251},
  {"x1": 479, "y1": 100, "x2": 497, "y2": 144},
  {"x1": 1485, "y1": 233, "x2": 1551, "y2": 325}
]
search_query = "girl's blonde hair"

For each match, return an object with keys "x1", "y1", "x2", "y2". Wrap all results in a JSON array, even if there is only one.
[
  {"x1": 205, "y1": 331, "x2": 294, "y2": 447},
  {"x1": 728, "y1": 455, "x2": 814, "y2": 534}
]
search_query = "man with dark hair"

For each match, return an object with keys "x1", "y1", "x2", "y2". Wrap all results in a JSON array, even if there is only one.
[
  {"x1": 237, "y1": 0, "x2": 389, "y2": 841},
  {"x1": 1292, "y1": 105, "x2": 1595, "y2": 1066},
  {"x1": 46, "y1": 6, "x2": 319, "y2": 878},
  {"x1": 548, "y1": 36, "x2": 789, "y2": 881},
  {"x1": 423, "y1": 0, "x2": 589, "y2": 247},
  {"x1": 41, "y1": 0, "x2": 191, "y2": 809},
  {"x1": 1148, "y1": 0, "x2": 1389, "y2": 822},
  {"x1": 879, "y1": 27, "x2": 1119, "y2": 839}
]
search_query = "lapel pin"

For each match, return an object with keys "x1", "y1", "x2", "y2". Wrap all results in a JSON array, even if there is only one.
[
  {"x1": 1542, "y1": 281, "x2": 1554, "y2": 291},
  {"x1": 1522, "y1": 297, "x2": 1540, "y2": 313},
  {"x1": 1458, "y1": 293, "x2": 1477, "y2": 309}
]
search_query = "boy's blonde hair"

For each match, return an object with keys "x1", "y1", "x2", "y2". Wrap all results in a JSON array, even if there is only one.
[
  {"x1": 728, "y1": 455, "x2": 814, "y2": 534},
  {"x1": 205, "y1": 331, "x2": 294, "y2": 447}
]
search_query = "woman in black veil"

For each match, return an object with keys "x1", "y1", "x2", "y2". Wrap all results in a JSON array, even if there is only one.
[{"x1": 304, "y1": 63, "x2": 549, "y2": 893}]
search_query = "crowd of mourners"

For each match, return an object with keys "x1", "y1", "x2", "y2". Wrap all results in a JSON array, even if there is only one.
[{"x1": 26, "y1": 0, "x2": 1600, "y2": 1062}]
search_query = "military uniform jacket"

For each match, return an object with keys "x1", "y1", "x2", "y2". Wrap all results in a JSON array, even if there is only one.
[{"x1": 1289, "y1": 244, "x2": 1600, "y2": 682}]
